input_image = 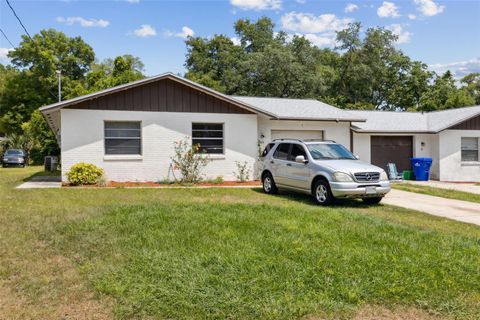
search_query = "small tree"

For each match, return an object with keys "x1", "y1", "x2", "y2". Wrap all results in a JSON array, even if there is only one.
[
  {"x1": 234, "y1": 161, "x2": 251, "y2": 182},
  {"x1": 171, "y1": 138, "x2": 210, "y2": 183}
]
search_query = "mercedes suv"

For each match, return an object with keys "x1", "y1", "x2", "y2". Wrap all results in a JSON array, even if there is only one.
[{"x1": 260, "y1": 139, "x2": 390, "y2": 205}]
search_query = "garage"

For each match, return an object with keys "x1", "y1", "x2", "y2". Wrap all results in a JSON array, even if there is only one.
[
  {"x1": 371, "y1": 136, "x2": 413, "y2": 172},
  {"x1": 271, "y1": 130, "x2": 324, "y2": 141}
]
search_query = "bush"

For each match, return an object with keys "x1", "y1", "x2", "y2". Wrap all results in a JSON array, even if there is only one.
[
  {"x1": 234, "y1": 161, "x2": 251, "y2": 182},
  {"x1": 171, "y1": 138, "x2": 210, "y2": 183},
  {"x1": 205, "y1": 176, "x2": 224, "y2": 185},
  {"x1": 66, "y1": 162, "x2": 104, "y2": 185}
]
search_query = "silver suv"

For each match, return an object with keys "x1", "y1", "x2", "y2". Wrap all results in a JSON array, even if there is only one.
[{"x1": 260, "y1": 139, "x2": 390, "y2": 205}]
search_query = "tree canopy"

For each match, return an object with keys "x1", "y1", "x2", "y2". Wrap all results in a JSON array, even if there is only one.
[
  {"x1": 0, "y1": 29, "x2": 145, "y2": 162},
  {"x1": 185, "y1": 18, "x2": 479, "y2": 111}
]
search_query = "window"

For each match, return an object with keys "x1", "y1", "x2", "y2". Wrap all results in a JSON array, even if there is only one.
[
  {"x1": 261, "y1": 143, "x2": 275, "y2": 157},
  {"x1": 461, "y1": 137, "x2": 479, "y2": 162},
  {"x1": 104, "y1": 122, "x2": 141, "y2": 155},
  {"x1": 306, "y1": 143, "x2": 356, "y2": 160},
  {"x1": 192, "y1": 123, "x2": 224, "y2": 154},
  {"x1": 288, "y1": 144, "x2": 307, "y2": 161},
  {"x1": 273, "y1": 143, "x2": 290, "y2": 160}
]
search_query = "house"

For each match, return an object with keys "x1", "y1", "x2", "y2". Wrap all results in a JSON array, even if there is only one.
[{"x1": 40, "y1": 73, "x2": 480, "y2": 183}]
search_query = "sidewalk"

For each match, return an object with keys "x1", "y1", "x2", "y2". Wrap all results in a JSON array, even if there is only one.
[
  {"x1": 384, "y1": 189, "x2": 480, "y2": 226},
  {"x1": 16, "y1": 175, "x2": 62, "y2": 189}
]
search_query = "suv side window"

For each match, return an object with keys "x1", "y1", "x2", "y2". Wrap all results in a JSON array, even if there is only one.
[
  {"x1": 273, "y1": 143, "x2": 291, "y2": 160},
  {"x1": 261, "y1": 143, "x2": 275, "y2": 157},
  {"x1": 288, "y1": 144, "x2": 307, "y2": 161}
]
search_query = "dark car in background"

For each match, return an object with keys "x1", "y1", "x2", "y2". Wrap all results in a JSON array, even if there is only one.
[{"x1": 2, "y1": 149, "x2": 26, "y2": 167}]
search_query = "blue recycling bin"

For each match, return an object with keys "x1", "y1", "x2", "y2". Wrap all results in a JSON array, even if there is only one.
[{"x1": 410, "y1": 157, "x2": 433, "y2": 181}]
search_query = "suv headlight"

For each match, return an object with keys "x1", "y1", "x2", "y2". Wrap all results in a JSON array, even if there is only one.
[
  {"x1": 332, "y1": 172, "x2": 354, "y2": 182},
  {"x1": 380, "y1": 171, "x2": 389, "y2": 181}
]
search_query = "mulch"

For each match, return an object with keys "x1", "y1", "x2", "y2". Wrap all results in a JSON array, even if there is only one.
[{"x1": 63, "y1": 180, "x2": 261, "y2": 188}]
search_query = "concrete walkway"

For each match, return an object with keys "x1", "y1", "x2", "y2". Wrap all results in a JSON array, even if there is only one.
[
  {"x1": 384, "y1": 189, "x2": 480, "y2": 226},
  {"x1": 403, "y1": 180, "x2": 480, "y2": 195},
  {"x1": 16, "y1": 175, "x2": 61, "y2": 189}
]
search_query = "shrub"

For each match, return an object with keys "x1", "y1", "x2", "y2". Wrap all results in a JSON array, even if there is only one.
[
  {"x1": 205, "y1": 176, "x2": 224, "y2": 185},
  {"x1": 234, "y1": 161, "x2": 251, "y2": 182},
  {"x1": 66, "y1": 162, "x2": 104, "y2": 185},
  {"x1": 171, "y1": 138, "x2": 210, "y2": 183}
]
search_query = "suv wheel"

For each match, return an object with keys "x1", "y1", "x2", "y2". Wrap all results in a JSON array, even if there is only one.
[
  {"x1": 362, "y1": 197, "x2": 383, "y2": 205},
  {"x1": 313, "y1": 180, "x2": 334, "y2": 205},
  {"x1": 262, "y1": 172, "x2": 278, "y2": 194}
]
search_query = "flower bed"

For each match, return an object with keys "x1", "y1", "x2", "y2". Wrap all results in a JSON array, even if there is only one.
[
  {"x1": 108, "y1": 180, "x2": 261, "y2": 188},
  {"x1": 63, "y1": 180, "x2": 261, "y2": 188}
]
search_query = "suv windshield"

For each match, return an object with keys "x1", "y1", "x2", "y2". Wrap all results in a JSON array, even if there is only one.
[
  {"x1": 5, "y1": 149, "x2": 23, "y2": 156},
  {"x1": 307, "y1": 143, "x2": 356, "y2": 160}
]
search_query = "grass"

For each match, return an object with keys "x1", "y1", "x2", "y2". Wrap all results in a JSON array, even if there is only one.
[
  {"x1": 392, "y1": 183, "x2": 480, "y2": 204},
  {"x1": 0, "y1": 167, "x2": 479, "y2": 319}
]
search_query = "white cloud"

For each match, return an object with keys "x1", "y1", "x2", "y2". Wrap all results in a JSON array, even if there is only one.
[
  {"x1": 386, "y1": 24, "x2": 412, "y2": 44},
  {"x1": 56, "y1": 16, "x2": 109, "y2": 28},
  {"x1": 377, "y1": 1, "x2": 400, "y2": 18},
  {"x1": 176, "y1": 26, "x2": 194, "y2": 39},
  {"x1": 296, "y1": 0, "x2": 306, "y2": 4},
  {"x1": 344, "y1": 3, "x2": 359, "y2": 13},
  {"x1": 414, "y1": 0, "x2": 445, "y2": 17},
  {"x1": 302, "y1": 33, "x2": 336, "y2": 47},
  {"x1": 125, "y1": 0, "x2": 139, "y2": 3},
  {"x1": 429, "y1": 58, "x2": 480, "y2": 78},
  {"x1": 408, "y1": 14, "x2": 417, "y2": 20},
  {"x1": 133, "y1": 24, "x2": 157, "y2": 37},
  {"x1": 164, "y1": 26, "x2": 195, "y2": 39},
  {"x1": 230, "y1": 37, "x2": 241, "y2": 45},
  {"x1": 280, "y1": 12, "x2": 352, "y2": 33},
  {"x1": 230, "y1": 0, "x2": 282, "y2": 11},
  {"x1": 0, "y1": 48, "x2": 13, "y2": 62}
]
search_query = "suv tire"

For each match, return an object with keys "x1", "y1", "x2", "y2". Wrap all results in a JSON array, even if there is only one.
[
  {"x1": 313, "y1": 179, "x2": 334, "y2": 205},
  {"x1": 362, "y1": 197, "x2": 383, "y2": 205},
  {"x1": 262, "y1": 172, "x2": 278, "y2": 194}
]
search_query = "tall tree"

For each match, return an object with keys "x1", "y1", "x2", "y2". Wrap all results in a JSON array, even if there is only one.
[{"x1": 0, "y1": 29, "x2": 95, "y2": 134}]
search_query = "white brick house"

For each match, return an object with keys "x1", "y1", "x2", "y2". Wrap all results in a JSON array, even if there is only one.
[{"x1": 40, "y1": 73, "x2": 480, "y2": 182}]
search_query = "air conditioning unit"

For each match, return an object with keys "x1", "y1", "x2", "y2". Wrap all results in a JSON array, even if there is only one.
[{"x1": 44, "y1": 156, "x2": 58, "y2": 172}]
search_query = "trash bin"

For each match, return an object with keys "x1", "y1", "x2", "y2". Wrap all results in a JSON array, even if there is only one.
[
  {"x1": 402, "y1": 170, "x2": 413, "y2": 180},
  {"x1": 410, "y1": 157, "x2": 433, "y2": 181}
]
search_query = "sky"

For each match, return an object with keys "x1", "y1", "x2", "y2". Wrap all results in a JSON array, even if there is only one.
[{"x1": 0, "y1": 0, "x2": 479, "y2": 78}]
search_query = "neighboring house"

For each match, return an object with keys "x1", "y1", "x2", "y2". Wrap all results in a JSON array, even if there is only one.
[{"x1": 40, "y1": 73, "x2": 480, "y2": 182}]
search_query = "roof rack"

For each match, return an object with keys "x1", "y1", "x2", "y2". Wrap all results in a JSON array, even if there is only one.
[{"x1": 272, "y1": 138, "x2": 336, "y2": 143}]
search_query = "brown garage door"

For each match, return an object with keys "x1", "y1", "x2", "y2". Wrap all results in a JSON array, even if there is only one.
[{"x1": 371, "y1": 136, "x2": 413, "y2": 172}]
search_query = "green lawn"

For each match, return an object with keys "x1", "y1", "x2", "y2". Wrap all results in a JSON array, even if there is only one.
[
  {"x1": 392, "y1": 183, "x2": 480, "y2": 204},
  {"x1": 1, "y1": 167, "x2": 479, "y2": 319}
]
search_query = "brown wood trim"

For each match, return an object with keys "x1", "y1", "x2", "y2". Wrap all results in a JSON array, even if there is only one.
[
  {"x1": 68, "y1": 78, "x2": 254, "y2": 114},
  {"x1": 447, "y1": 114, "x2": 480, "y2": 130}
]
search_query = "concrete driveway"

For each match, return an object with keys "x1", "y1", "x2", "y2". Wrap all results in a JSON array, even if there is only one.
[
  {"x1": 384, "y1": 189, "x2": 480, "y2": 226},
  {"x1": 404, "y1": 180, "x2": 480, "y2": 194}
]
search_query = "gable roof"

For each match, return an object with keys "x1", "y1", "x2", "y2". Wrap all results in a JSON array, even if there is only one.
[
  {"x1": 40, "y1": 72, "x2": 276, "y2": 117},
  {"x1": 350, "y1": 105, "x2": 480, "y2": 133},
  {"x1": 231, "y1": 96, "x2": 365, "y2": 122},
  {"x1": 39, "y1": 73, "x2": 366, "y2": 140}
]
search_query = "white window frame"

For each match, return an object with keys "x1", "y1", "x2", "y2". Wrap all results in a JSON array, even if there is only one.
[
  {"x1": 104, "y1": 121, "x2": 142, "y2": 156},
  {"x1": 191, "y1": 122, "x2": 225, "y2": 155},
  {"x1": 461, "y1": 137, "x2": 479, "y2": 162}
]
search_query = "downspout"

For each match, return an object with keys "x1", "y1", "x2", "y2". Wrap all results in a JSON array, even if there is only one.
[{"x1": 349, "y1": 122, "x2": 354, "y2": 153}]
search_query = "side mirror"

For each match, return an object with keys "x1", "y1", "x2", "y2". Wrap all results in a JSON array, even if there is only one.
[
  {"x1": 354, "y1": 154, "x2": 360, "y2": 160},
  {"x1": 295, "y1": 155, "x2": 308, "y2": 163}
]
